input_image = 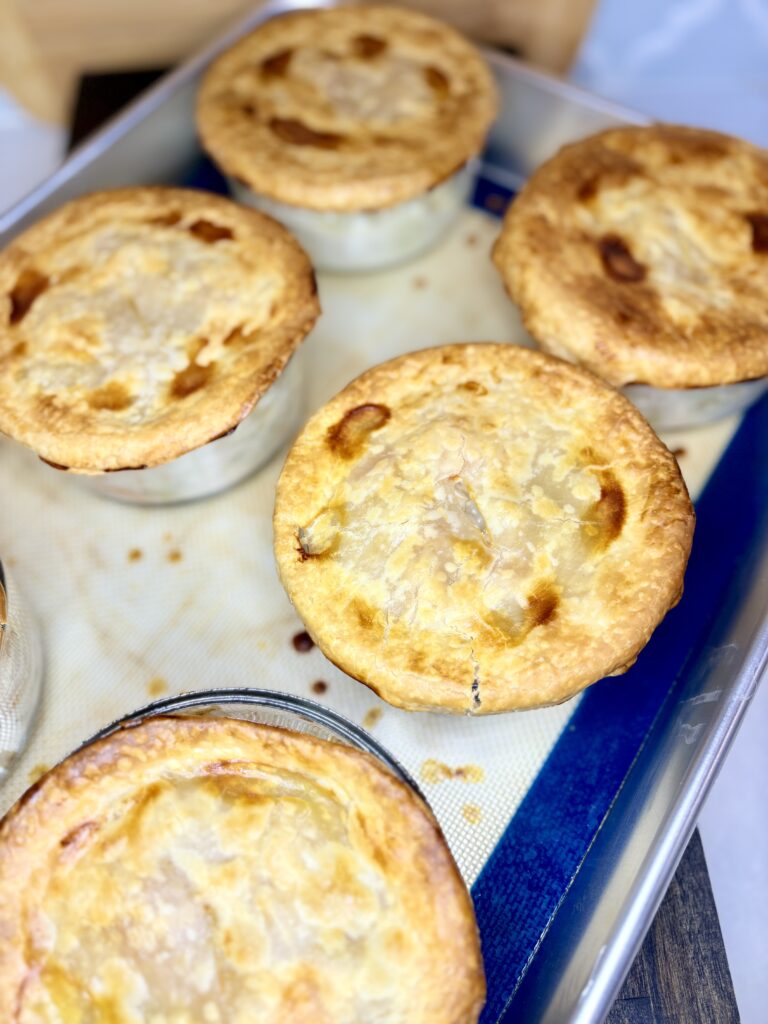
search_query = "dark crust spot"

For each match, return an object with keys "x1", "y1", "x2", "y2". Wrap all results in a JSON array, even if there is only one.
[
  {"x1": 663, "y1": 131, "x2": 729, "y2": 164},
  {"x1": 584, "y1": 468, "x2": 627, "y2": 551},
  {"x1": 577, "y1": 176, "x2": 599, "y2": 203},
  {"x1": 292, "y1": 630, "x2": 315, "y2": 653},
  {"x1": 149, "y1": 211, "x2": 182, "y2": 227},
  {"x1": 352, "y1": 34, "x2": 388, "y2": 58},
  {"x1": 526, "y1": 582, "x2": 559, "y2": 628},
  {"x1": 0, "y1": 340, "x2": 27, "y2": 368},
  {"x1": 269, "y1": 117, "x2": 344, "y2": 149},
  {"x1": 39, "y1": 457, "x2": 70, "y2": 471},
  {"x1": 482, "y1": 581, "x2": 560, "y2": 648},
  {"x1": 87, "y1": 381, "x2": 134, "y2": 412},
  {"x1": 9, "y1": 268, "x2": 49, "y2": 325},
  {"x1": 351, "y1": 598, "x2": 379, "y2": 631},
  {"x1": 188, "y1": 220, "x2": 233, "y2": 244},
  {"x1": 599, "y1": 234, "x2": 646, "y2": 283},
  {"x1": 458, "y1": 380, "x2": 488, "y2": 395},
  {"x1": 746, "y1": 213, "x2": 768, "y2": 254},
  {"x1": 241, "y1": 102, "x2": 258, "y2": 117},
  {"x1": 261, "y1": 48, "x2": 293, "y2": 77},
  {"x1": 171, "y1": 360, "x2": 214, "y2": 400},
  {"x1": 424, "y1": 65, "x2": 450, "y2": 95},
  {"x1": 208, "y1": 425, "x2": 238, "y2": 443},
  {"x1": 60, "y1": 820, "x2": 98, "y2": 849},
  {"x1": 326, "y1": 403, "x2": 391, "y2": 460}
]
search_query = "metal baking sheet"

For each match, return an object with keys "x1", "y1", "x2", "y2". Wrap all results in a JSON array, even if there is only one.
[{"x1": 1, "y1": 3, "x2": 766, "y2": 1021}]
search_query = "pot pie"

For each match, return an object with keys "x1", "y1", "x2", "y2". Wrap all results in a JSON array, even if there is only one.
[
  {"x1": 0, "y1": 187, "x2": 319, "y2": 502},
  {"x1": 0, "y1": 715, "x2": 485, "y2": 1022},
  {"x1": 274, "y1": 343, "x2": 694, "y2": 714},
  {"x1": 197, "y1": 5, "x2": 498, "y2": 271},
  {"x1": 492, "y1": 124, "x2": 768, "y2": 430}
]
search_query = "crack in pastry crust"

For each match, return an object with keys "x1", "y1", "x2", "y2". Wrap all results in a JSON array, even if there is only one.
[
  {"x1": 274, "y1": 343, "x2": 694, "y2": 713},
  {"x1": 0, "y1": 717, "x2": 484, "y2": 1022},
  {"x1": 493, "y1": 124, "x2": 768, "y2": 388},
  {"x1": 197, "y1": 6, "x2": 498, "y2": 212},
  {"x1": 0, "y1": 188, "x2": 320, "y2": 471}
]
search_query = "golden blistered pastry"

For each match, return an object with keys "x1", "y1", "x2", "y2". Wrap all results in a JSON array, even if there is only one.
[
  {"x1": 274, "y1": 343, "x2": 695, "y2": 713},
  {"x1": 492, "y1": 125, "x2": 768, "y2": 428},
  {"x1": 0, "y1": 187, "x2": 319, "y2": 475},
  {"x1": 197, "y1": 5, "x2": 498, "y2": 270},
  {"x1": 0, "y1": 716, "x2": 485, "y2": 1022},
  {"x1": 197, "y1": 5, "x2": 497, "y2": 211}
]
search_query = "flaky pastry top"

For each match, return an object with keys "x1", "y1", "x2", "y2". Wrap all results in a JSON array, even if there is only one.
[
  {"x1": 493, "y1": 124, "x2": 768, "y2": 387},
  {"x1": 0, "y1": 188, "x2": 319, "y2": 471},
  {"x1": 0, "y1": 716, "x2": 484, "y2": 1023},
  {"x1": 274, "y1": 343, "x2": 694, "y2": 713},
  {"x1": 197, "y1": 6, "x2": 498, "y2": 211}
]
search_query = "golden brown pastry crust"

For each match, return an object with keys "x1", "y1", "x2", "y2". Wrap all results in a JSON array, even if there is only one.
[
  {"x1": 197, "y1": 5, "x2": 498, "y2": 212},
  {"x1": 493, "y1": 124, "x2": 768, "y2": 388},
  {"x1": 274, "y1": 343, "x2": 694, "y2": 713},
  {"x1": 0, "y1": 716, "x2": 484, "y2": 1022},
  {"x1": 0, "y1": 187, "x2": 320, "y2": 471}
]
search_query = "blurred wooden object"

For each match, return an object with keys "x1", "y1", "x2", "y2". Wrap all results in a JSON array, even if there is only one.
[{"x1": 4, "y1": 0, "x2": 597, "y2": 124}]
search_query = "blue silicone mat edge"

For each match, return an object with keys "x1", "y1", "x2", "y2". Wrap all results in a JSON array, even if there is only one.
[
  {"x1": 474, "y1": 380, "x2": 768, "y2": 1023},
  {"x1": 185, "y1": 154, "x2": 765, "y2": 1021}
]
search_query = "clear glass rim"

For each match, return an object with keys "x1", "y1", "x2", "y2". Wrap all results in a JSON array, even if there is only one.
[
  {"x1": 0, "y1": 561, "x2": 7, "y2": 652},
  {"x1": 84, "y1": 687, "x2": 423, "y2": 797}
]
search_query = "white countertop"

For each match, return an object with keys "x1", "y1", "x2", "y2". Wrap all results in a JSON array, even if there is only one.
[{"x1": 2, "y1": 2, "x2": 767, "y2": 1014}]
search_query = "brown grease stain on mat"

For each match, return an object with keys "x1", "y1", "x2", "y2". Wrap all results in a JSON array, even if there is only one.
[
  {"x1": 462, "y1": 803, "x2": 483, "y2": 825},
  {"x1": 147, "y1": 677, "x2": 168, "y2": 697},
  {"x1": 28, "y1": 763, "x2": 50, "y2": 783},
  {"x1": 420, "y1": 759, "x2": 485, "y2": 784},
  {"x1": 292, "y1": 631, "x2": 315, "y2": 652},
  {"x1": 362, "y1": 707, "x2": 382, "y2": 729}
]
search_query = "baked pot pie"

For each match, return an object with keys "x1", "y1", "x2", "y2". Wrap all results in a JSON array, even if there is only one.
[
  {"x1": 492, "y1": 124, "x2": 768, "y2": 430},
  {"x1": 197, "y1": 5, "x2": 498, "y2": 272},
  {"x1": 0, "y1": 187, "x2": 319, "y2": 503},
  {"x1": 274, "y1": 343, "x2": 695, "y2": 714},
  {"x1": 0, "y1": 714, "x2": 485, "y2": 1022}
]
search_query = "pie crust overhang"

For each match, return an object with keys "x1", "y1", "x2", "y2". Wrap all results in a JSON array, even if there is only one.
[
  {"x1": 0, "y1": 715, "x2": 485, "y2": 1021},
  {"x1": 197, "y1": 5, "x2": 498, "y2": 212},
  {"x1": 274, "y1": 342, "x2": 695, "y2": 713},
  {"x1": 493, "y1": 124, "x2": 768, "y2": 388},
  {"x1": 0, "y1": 187, "x2": 320, "y2": 471}
]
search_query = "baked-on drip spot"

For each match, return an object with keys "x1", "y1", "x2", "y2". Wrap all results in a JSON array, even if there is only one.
[
  {"x1": 0, "y1": 188, "x2": 319, "y2": 471},
  {"x1": 197, "y1": 5, "x2": 498, "y2": 211},
  {"x1": 274, "y1": 344, "x2": 694, "y2": 714},
  {"x1": 0, "y1": 717, "x2": 485, "y2": 1022},
  {"x1": 493, "y1": 124, "x2": 768, "y2": 388}
]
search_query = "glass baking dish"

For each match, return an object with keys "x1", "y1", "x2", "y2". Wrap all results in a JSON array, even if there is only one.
[
  {"x1": 0, "y1": 561, "x2": 43, "y2": 779},
  {"x1": 87, "y1": 687, "x2": 421, "y2": 795},
  {"x1": 230, "y1": 160, "x2": 477, "y2": 274},
  {"x1": 79, "y1": 349, "x2": 306, "y2": 505}
]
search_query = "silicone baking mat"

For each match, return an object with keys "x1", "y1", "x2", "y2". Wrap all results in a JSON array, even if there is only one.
[{"x1": 0, "y1": 161, "x2": 749, "y2": 1020}]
